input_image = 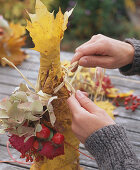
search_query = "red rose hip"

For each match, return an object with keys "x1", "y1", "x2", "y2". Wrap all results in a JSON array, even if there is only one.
[
  {"x1": 36, "y1": 124, "x2": 50, "y2": 139},
  {"x1": 52, "y1": 133, "x2": 64, "y2": 145}
]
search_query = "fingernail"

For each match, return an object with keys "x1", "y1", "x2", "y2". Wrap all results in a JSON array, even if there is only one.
[{"x1": 76, "y1": 90, "x2": 85, "y2": 98}]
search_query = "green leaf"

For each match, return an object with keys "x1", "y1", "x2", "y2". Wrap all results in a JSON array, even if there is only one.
[{"x1": 47, "y1": 129, "x2": 53, "y2": 141}]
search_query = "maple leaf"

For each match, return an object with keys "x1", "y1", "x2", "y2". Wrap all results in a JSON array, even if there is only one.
[
  {"x1": 9, "y1": 134, "x2": 34, "y2": 155},
  {"x1": 0, "y1": 18, "x2": 28, "y2": 66},
  {"x1": 95, "y1": 100, "x2": 115, "y2": 119}
]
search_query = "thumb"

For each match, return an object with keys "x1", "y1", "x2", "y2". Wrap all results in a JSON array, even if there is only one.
[{"x1": 75, "y1": 90, "x2": 98, "y2": 113}]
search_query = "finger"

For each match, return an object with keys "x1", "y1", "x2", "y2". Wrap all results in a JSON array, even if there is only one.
[
  {"x1": 79, "y1": 55, "x2": 113, "y2": 68},
  {"x1": 71, "y1": 51, "x2": 83, "y2": 65},
  {"x1": 76, "y1": 39, "x2": 92, "y2": 52},
  {"x1": 67, "y1": 94, "x2": 83, "y2": 113},
  {"x1": 76, "y1": 35, "x2": 99, "y2": 52},
  {"x1": 71, "y1": 42, "x2": 103, "y2": 64},
  {"x1": 81, "y1": 91, "x2": 88, "y2": 97},
  {"x1": 75, "y1": 90, "x2": 99, "y2": 113},
  {"x1": 77, "y1": 42, "x2": 104, "y2": 56}
]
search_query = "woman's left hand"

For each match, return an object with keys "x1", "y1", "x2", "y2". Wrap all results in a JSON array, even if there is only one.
[{"x1": 67, "y1": 90, "x2": 115, "y2": 143}]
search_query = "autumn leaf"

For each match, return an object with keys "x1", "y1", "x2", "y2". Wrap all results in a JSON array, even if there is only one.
[{"x1": 0, "y1": 18, "x2": 28, "y2": 66}]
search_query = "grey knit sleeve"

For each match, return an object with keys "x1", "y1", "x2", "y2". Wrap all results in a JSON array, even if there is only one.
[
  {"x1": 119, "y1": 38, "x2": 140, "y2": 75},
  {"x1": 85, "y1": 124, "x2": 140, "y2": 170}
]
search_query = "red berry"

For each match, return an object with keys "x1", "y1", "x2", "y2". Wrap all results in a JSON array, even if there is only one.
[
  {"x1": 26, "y1": 157, "x2": 29, "y2": 162},
  {"x1": 125, "y1": 97, "x2": 130, "y2": 101},
  {"x1": 36, "y1": 124, "x2": 50, "y2": 139},
  {"x1": 124, "y1": 101, "x2": 128, "y2": 105},
  {"x1": 115, "y1": 101, "x2": 119, "y2": 106},
  {"x1": 116, "y1": 95, "x2": 120, "y2": 98},
  {"x1": 130, "y1": 105, "x2": 136, "y2": 111},
  {"x1": 125, "y1": 106, "x2": 129, "y2": 110},
  {"x1": 52, "y1": 133, "x2": 64, "y2": 145},
  {"x1": 132, "y1": 96, "x2": 137, "y2": 100},
  {"x1": 136, "y1": 98, "x2": 140, "y2": 102},
  {"x1": 33, "y1": 140, "x2": 39, "y2": 150},
  {"x1": 29, "y1": 156, "x2": 33, "y2": 162},
  {"x1": 35, "y1": 156, "x2": 40, "y2": 162},
  {"x1": 20, "y1": 154, "x2": 25, "y2": 158}
]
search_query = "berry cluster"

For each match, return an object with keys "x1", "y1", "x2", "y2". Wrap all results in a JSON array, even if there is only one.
[
  {"x1": 96, "y1": 76, "x2": 114, "y2": 94},
  {"x1": 113, "y1": 95, "x2": 120, "y2": 107},
  {"x1": 124, "y1": 95, "x2": 140, "y2": 111},
  {"x1": 9, "y1": 124, "x2": 64, "y2": 162}
]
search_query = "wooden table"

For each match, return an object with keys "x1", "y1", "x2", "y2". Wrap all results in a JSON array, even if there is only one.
[{"x1": 0, "y1": 49, "x2": 140, "y2": 170}]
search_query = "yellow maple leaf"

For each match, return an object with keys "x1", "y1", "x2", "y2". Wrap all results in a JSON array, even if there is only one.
[
  {"x1": 107, "y1": 89, "x2": 134, "y2": 98},
  {"x1": 26, "y1": 0, "x2": 73, "y2": 57},
  {"x1": 10, "y1": 23, "x2": 26, "y2": 38},
  {"x1": 0, "y1": 22, "x2": 28, "y2": 66},
  {"x1": 95, "y1": 100, "x2": 115, "y2": 119}
]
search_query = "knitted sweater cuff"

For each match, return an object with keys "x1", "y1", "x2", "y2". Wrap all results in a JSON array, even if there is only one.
[
  {"x1": 119, "y1": 38, "x2": 140, "y2": 75},
  {"x1": 85, "y1": 124, "x2": 136, "y2": 169}
]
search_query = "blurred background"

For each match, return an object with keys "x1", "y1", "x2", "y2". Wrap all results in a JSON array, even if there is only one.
[{"x1": 0, "y1": 0, "x2": 140, "y2": 51}]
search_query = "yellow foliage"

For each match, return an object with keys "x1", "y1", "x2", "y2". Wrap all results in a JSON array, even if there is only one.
[
  {"x1": 26, "y1": 0, "x2": 73, "y2": 56},
  {"x1": 107, "y1": 89, "x2": 134, "y2": 98},
  {"x1": 125, "y1": 0, "x2": 136, "y2": 13},
  {"x1": 95, "y1": 100, "x2": 115, "y2": 120},
  {"x1": 0, "y1": 22, "x2": 28, "y2": 66},
  {"x1": 10, "y1": 23, "x2": 26, "y2": 38}
]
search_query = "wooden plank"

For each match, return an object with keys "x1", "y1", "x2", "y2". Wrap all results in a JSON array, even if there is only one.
[
  {"x1": 0, "y1": 164, "x2": 29, "y2": 170},
  {"x1": 0, "y1": 145, "x2": 30, "y2": 169},
  {"x1": 0, "y1": 74, "x2": 36, "y2": 87},
  {"x1": 80, "y1": 166, "x2": 98, "y2": 170},
  {"x1": 115, "y1": 116, "x2": 140, "y2": 133},
  {"x1": 0, "y1": 84, "x2": 16, "y2": 95},
  {"x1": 115, "y1": 106, "x2": 140, "y2": 120},
  {"x1": 0, "y1": 94, "x2": 8, "y2": 100},
  {"x1": 108, "y1": 77, "x2": 140, "y2": 90},
  {"x1": 18, "y1": 62, "x2": 39, "y2": 72},
  {"x1": 0, "y1": 67, "x2": 38, "y2": 80}
]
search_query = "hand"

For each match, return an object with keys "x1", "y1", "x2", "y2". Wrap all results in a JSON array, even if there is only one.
[
  {"x1": 71, "y1": 34, "x2": 134, "y2": 70},
  {"x1": 67, "y1": 90, "x2": 115, "y2": 143}
]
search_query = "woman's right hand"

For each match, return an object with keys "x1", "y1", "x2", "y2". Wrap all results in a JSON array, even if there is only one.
[{"x1": 71, "y1": 34, "x2": 135, "y2": 69}]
